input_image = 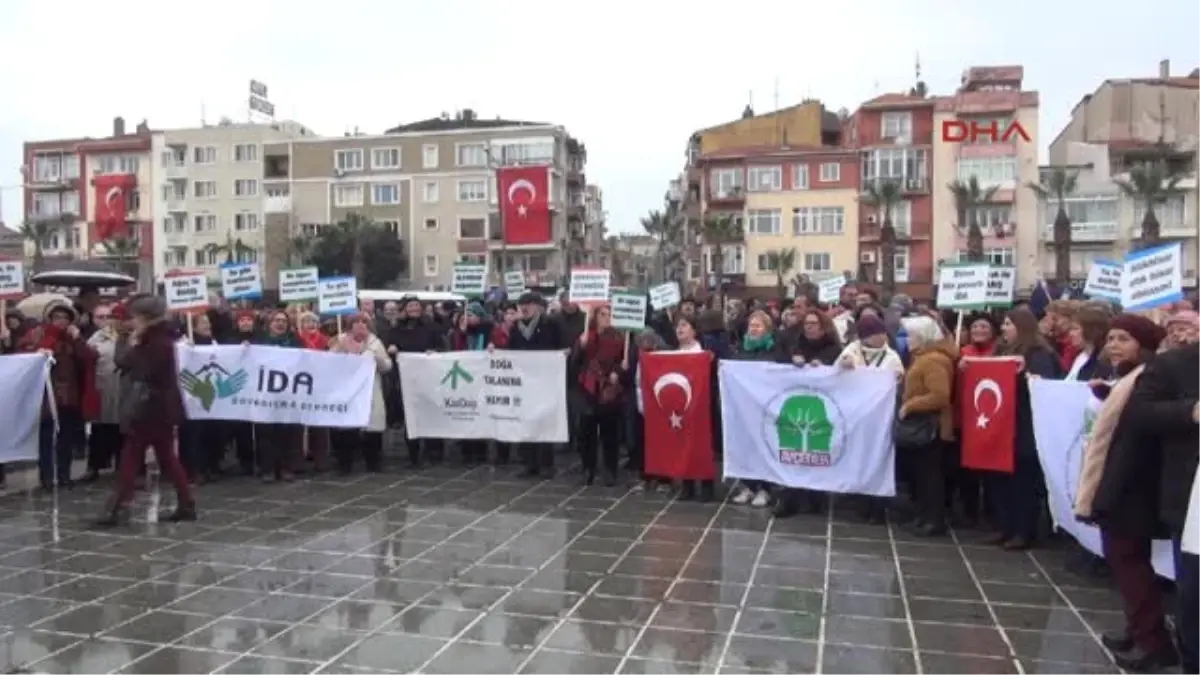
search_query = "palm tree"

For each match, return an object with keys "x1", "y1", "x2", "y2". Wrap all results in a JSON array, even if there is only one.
[
  {"x1": 98, "y1": 235, "x2": 142, "y2": 281},
  {"x1": 948, "y1": 176, "x2": 999, "y2": 262},
  {"x1": 699, "y1": 213, "x2": 743, "y2": 308},
  {"x1": 205, "y1": 231, "x2": 255, "y2": 265},
  {"x1": 862, "y1": 179, "x2": 903, "y2": 299},
  {"x1": 334, "y1": 213, "x2": 376, "y2": 280},
  {"x1": 764, "y1": 247, "x2": 797, "y2": 298},
  {"x1": 1114, "y1": 149, "x2": 1188, "y2": 249},
  {"x1": 19, "y1": 214, "x2": 75, "y2": 272},
  {"x1": 604, "y1": 235, "x2": 629, "y2": 286},
  {"x1": 1028, "y1": 168, "x2": 1079, "y2": 288},
  {"x1": 288, "y1": 234, "x2": 313, "y2": 267}
]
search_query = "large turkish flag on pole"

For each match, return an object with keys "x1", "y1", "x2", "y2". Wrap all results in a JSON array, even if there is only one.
[
  {"x1": 93, "y1": 174, "x2": 136, "y2": 240},
  {"x1": 641, "y1": 351, "x2": 715, "y2": 480},
  {"x1": 496, "y1": 166, "x2": 551, "y2": 245},
  {"x1": 959, "y1": 357, "x2": 1020, "y2": 474}
]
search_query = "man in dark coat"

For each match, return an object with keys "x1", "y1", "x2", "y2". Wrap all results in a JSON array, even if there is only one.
[
  {"x1": 508, "y1": 292, "x2": 564, "y2": 478},
  {"x1": 383, "y1": 296, "x2": 448, "y2": 467}
]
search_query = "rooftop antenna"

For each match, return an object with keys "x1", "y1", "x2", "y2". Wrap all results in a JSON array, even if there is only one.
[{"x1": 915, "y1": 52, "x2": 922, "y2": 83}]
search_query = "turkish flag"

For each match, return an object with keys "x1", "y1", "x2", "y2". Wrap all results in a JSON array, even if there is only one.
[
  {"x1": 496, "y1": 166, "x2": 551, "y2": 245},
  {"x1": 641, "y1": 351, "x2": 715, "y2": 480},
  {"x1": 93, "y1": 174, "x2": 136, "y2": 240},
  {"x1": 959, "y1": 357, "x2": 1020, "y2": 474}
]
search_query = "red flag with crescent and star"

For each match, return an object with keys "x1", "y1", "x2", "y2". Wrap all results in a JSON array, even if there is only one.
[
  {"x1": 641, "y1": 351, "x2": 715, "y2": 480},
  {"x1": 93, "y1": 174, "x2": 136, "y2": 241},
  {"x1": 496, "y1": 165, "x2": 551, "y2": 245},
  {"x1": 959, "y1": 357, "x2": 1020, "y2": 474}
]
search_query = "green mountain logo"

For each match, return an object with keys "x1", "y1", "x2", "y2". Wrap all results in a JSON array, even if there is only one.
[{"x1": 440, "y1": 361, "x2": 474, "y2": 390}]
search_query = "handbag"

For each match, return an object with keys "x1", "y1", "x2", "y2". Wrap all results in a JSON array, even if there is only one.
[{"x1": 893, "y1": 412, "x2": 938, "y2": 450}]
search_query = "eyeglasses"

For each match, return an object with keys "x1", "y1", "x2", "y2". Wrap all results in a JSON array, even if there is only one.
[{"x1": 94, "y1": 314, "x2": 111, "y2": 320}]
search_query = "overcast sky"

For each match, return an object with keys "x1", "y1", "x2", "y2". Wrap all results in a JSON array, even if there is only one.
[{"x1": 1, "y1": 0, "x2": 1197, "y2": 236}]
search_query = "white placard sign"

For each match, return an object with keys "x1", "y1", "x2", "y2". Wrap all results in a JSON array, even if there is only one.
[
  {"x1": 648, "y1": 282, "x2": 681, "y2": 310},
  {"x1": 279, "y1": 267, "x2": 319, "y2": 302},
  {"x1": 0, "y1": 260, "x2": 25, "y2": 299},
  {"x1": 1121, "y1": 242, "x2": 1183, "y2": 312},
  {"x1": 569, "y1": 267, "x2": 611, "y2": 305},
  {"x1": 816, "y1": 277, "x2": 844, "y2": 305},
  {"x1": 1083, "y1": 260, "x2": 1122, "y2": 302},
  {"x1": 452, "y1": 263, "x2": 488, "y2": 296},
  {"x1": 985, "y1": 266, "x2": 1016, "y2": 307},
  {"x1": 504, "y1": 270, "x2": 526, "y2": 297},
  {"x1": 220, "y1": 263, "x2": 263, "y2": 301},
  {"x1": 936, "y1": 264, "x2": 990, "y2": 308},
  {"x1": 317, "y1": 276, "x2": 358, "y2": 316},
  {"x1": 610, "y1": 292, "x2": 647, "y2": 331},
  {"x1": 165, "y1": 273, "x2": 209, "y2": 311}
]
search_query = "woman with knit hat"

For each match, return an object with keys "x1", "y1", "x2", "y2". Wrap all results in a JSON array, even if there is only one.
[
  {"x1": 329, "y1": 311, "x2": 393, "y2": 472},
  {"x1": 449, "y1": 302, "x2": 495, "y2": 466},
  {"x1": 254, "y1": 309, "x2": 303, "y2": 482},
  {"x1": 296, "y1": 311, "x2": 331, "y2": 473},
  {"x1": 1163, "y1": 309, "x2": 1199, "y2": 350}
]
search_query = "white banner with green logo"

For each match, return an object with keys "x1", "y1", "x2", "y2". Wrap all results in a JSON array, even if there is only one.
[
  {"x1": 396, "y1": 350, "x2": 568, "y2": 443},
  {"x1": 718, "y1": 361, "x2": 897, "y2": 497},
  {"x1": 175, "y1": 344, "x2": 375, "y2": 427}
]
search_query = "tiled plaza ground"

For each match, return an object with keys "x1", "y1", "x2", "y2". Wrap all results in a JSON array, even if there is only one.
[{"x1": 0, "y1": 460, "x2": 1135, "y2": 674}]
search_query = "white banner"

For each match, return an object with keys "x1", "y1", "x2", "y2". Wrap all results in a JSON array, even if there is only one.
[
  {"x1": 176, "y1": 344, "x2": 374, "y2": 427},
  {"x1": 1029, "y1": 379, "x2": 1175, "y2": 578},
  {"x1": 0, "y1": 354, "x2": 47, "y2": 462},
  {"x1": 397, "y1": 350, "x2": 568, "y2": 443},
  {"x1": 719, "y1": 361, "x2": 897, "y2": 497}
]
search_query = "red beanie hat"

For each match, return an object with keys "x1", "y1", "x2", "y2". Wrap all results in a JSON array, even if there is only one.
[{"x1": 1109, "y1": 314, "x2": 1166, "y2": 352}]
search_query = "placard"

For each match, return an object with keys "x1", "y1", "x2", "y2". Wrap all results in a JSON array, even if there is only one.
[
  {"x1": 504, "y1": 270, "x2": 526, "y2": 297},
  {"x1": 936, "y1": 264, "x2": 989, "y2": 308},
  {"x1": 0, "y1": 260, "x2": 24, "y2": 299},
  {"x1": 610, "y1": 292, "x2": 648, "y2": 331},
  {"x1": 165, "y1": 272, "x2": 209, "y2": 311},
  {"x1": 220, "y1": 262, "x2": 263, "y2": 301},
  {"x1": 317, "y1": 276, "x2": 358, "y2": 316},
  {"x1": 569, "y1": 267, "x2": 610, "y2": 305},
  {"x1": 279, "y1": 267, "x2": 319, "y2": 302},
  {"x1": 1083, "y1": 260, "x2": 1122, "y2": 302},
  {"x1": 648, "y1": 282, "x2": 681, "y2": 311},
  {"x1": 985, "y1": 266, "x2": 1015, "y2": 307},
  {"x1": 816, "y1": 277, "x2": 844, "y2": 305},
  {"x1": 452, "y1": 263, "x2": 488, "y2": 296},
  {"x1": 1121, "y1": 242, "x2": 1182, "y2": 312}
]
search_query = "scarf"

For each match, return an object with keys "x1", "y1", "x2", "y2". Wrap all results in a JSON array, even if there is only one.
[
  {"x1": 741, "y1": 332, "x2": 775, "y2": 353},
  {"x1": 960, "y1": 342, "x2": 995, "y2": 358},
  {"x1": 298, "y1": 330, "x2": 328, "y2": 351},
  {"x1": 1074, "y1": 364, "x2": 1145, "y2": 518},
  {"x1": 36, "y1": 324, "x2": 64, "y2": 351},
  {"x1": 516, "y1": 313, "x2": 541, "y2": 342}
]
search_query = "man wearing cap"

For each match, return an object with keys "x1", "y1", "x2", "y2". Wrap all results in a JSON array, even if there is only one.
[
  {"x1": 382, "y1": 295, "x2": 449, "y2": 467},
  {"x1": 508, "y1": 292, "x2": 565, "y2": 478}
]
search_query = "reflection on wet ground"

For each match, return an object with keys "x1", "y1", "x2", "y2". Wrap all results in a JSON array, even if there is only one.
[{"x1": 0, "y1": 464, "x2": 1130, "y2": 673}]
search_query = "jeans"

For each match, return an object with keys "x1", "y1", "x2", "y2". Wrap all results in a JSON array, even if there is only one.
[
  {"x1": 579, "y1": 408, "x2": 621, "y2": 477},
  {"x1": 87, "y1": 423, "x2": 122, "y2": 472},
  {"x1": 1174, "y1": 538, "x2": 1198, "y2": 672},
  {"x1": 114, "y1": 424, "x2": 192, "y2": 507},
  {"x1": 1102, "y1": 529, "x2": 1171, "y2": 654},
  {"x1": 987, "y1": 453, "x2": 1043, "y2": 541},
  {"x1": 38, "y1": 408, "x2": 82, "y2": 487},
  {"x1": 256, "y1": 423, "x2": 300, "y2": 478},
  {"x1": 910, "y1": 439, "x2": 949, "y2": 527}
]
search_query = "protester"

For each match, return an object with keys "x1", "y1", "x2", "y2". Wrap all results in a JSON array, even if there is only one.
[
  {"x1": 1164, "y1": 310, "x2": 1200, "y2": 350},
  {"x1": 83, "y1": 303, "x2": 124, "y2": 482},
  {"x1": 295, "y1": 311, "x2": 331, "y2": 473},
  {"x1": 451, "y1": 303, "x2": 495, "y2": 466},
  {"x1": 729, "y1": 310, "x2": 783, "y2": 508},
  {"x1": 670, "y1": 315, "x2": 715, "y2": 502},
  {"x1": 384, "y1": 296, "x2": 448, "y2": 468},
  {"x1": 329, "y1": 313, "x2": 392, "y2": 473},
  {"x1": 255, "y1": 310, "x2": 302, "y2": 482},
  {"x1": 507, "y1": 292, "x2": 564, "y2": 479},
  {"x1": 573, "y1": 304, "x2": 626, "y2": 486},
  {"x1": 626, "y1": 328, "x2": 670, "y2": 493}
]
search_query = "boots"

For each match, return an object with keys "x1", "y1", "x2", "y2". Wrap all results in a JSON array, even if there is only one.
[
  {"x1": 165, "y1": 501, "x2": 197, "y2": 522},
  {"x1": 93, "y1": 500, "x2": 131, "y2": 528}
]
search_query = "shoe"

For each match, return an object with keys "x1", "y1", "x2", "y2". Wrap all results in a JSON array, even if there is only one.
[
  {"x1": 79, "y1": 469, "x2": 100, "y2": 483},
  {"x1": 602, "y1": 472, "x2": 617, "y2": 488},
  {"x1": 280, "y1": 472, "x2": 296, "y2": 483},
  {"x1": 93, "y1": 505, "x2": 131, "y2": 528},
  {"x1": 1112, "y1": 645, "x2": 1179, "y2": 672},
  {"x1": 751, "y1": 490, "x2": 770, "y2": 508},
  {"x1": 981, "y1": 532, "x2": 1007, "y2": 546},
  {"x1": 519, "y1": 467, "x2": 541, "y2": 479},
  {"x1": 1002, "y1": 536, "x2": 1031, "y2": 551},
  {"x1": 678, "y1": 484, "x2": 696, "y2": 502},
  {"x1": 632, "y1": 481, "x2": 646, "y2": 493},
  {"x1": 165, "y1": 502, "x2": 198, "y2": 522},
  {"x1": 731, "y1": 487, "x2": 753, "y2": 505},
  {"x1": 699, "y1": 483, "x2": 715, "y2": 503},
  {"x1": 579, "y1": 472, "x2": 595, "y2": 487},
  {"x1": 1101, "y1": 632, "x2": 1134, "y2": 653},
  {"x1": 913, "y1": 522, "x2": 948, "y2": 537},
  {"x1": 772, "y1": 500, "x2": 798, "y2": 519}
]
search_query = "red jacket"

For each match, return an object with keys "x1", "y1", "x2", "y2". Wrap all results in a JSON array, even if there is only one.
[{"x1": 19, "y1": 325, "x2": 100, "y2": 421}]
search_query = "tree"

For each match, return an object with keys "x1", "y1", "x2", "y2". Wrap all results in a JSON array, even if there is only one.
[
  {"x1": 288, "y1": 233, "x2": 314, "y2": 267},
  {"x1": 1028, "y1": 167, "x2": 1079, "y2": 287},
  {"x1": 305, "y1": 214, "x2": 406, "y2": 288},
  {"x1": 98, "y1": 235, "x2": 141, "y2": 281},
  {"x1": 764, "y1": 247, "x2": 797, "y2": 298},
  {"x1": 948, "y1": 176, "x2": 999, "y2": 262},
  {"x1": 19, "y1": 214, "x2": 75, "y2": 272},
  {"x1": 1114, "y1": 147, "x2": 1188, "y2": 249},
  {"x1": 862, "y1": 179, "x2": 903, "y2": 299},
  {"x1": 640, "y1": 209, "x2": 685, "y2": 282},
  {"x1": 699, "y1": 213, "x2": 743, "y2": 308},
  {"x1": 604, "y1": 235, "x2": 629, "y2": 286},
  {"x1": 205, "y1": 231, "x2": 255, "y2": 265}
]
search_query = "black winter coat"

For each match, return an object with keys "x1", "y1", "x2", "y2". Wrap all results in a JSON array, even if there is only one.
[
  {"x1": 384, "y1": 318, "x2": 445, "y2": 353},
  {"x1": 508, "y1": 314, "x2": 565, "y2": 351}
]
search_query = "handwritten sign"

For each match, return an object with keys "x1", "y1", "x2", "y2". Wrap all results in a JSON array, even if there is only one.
[
  {"x1": 1083, "y1": 260, "x2": 1122, "y2": 302},
  {"x1": 985, "y1": 266, "x2": 1015, "y2": 307},
  {"x1": 279, "y1": 267, "x2": 319, "y2": 302},
  {"x1": 0, "y1": 260, "x2": 25, "y2": 299},
  {"x1": 219, "y1": 262, "x2": 263, "y2": 301},
  {"x1": 610, "y1": 292, "x2": 648, "y2": 331},
  {"x1": 648, "y1": 282, "x2": 681, "y2": 311},
  {"x1": 1122, "y1": 242, "x2": 1182, "y2": 312},
  {"x1": 317, "y1": 276, "x2": 358, "y2": 316},
  {"x1": 569, "y1": 267, "x2": 610, "y2": 305},
  {"x1": 452, "y1": 263, "x2": 488, "y2": 296},
  {"x1": 936, "y1": 264, "x2": 989, "y2": 308},
  {"x1": 816, "y1": 277, "x2": 844, "y2": 305},
  {"x1": 165, "y1": 272, "x2": 208, "y2": 311},
  {"x1": 504, "y1": 270, "x2": 526, "y2": 297}
]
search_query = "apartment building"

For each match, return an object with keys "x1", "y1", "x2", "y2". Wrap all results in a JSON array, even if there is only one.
[
  {"x1": 261, "y1": 110, "x2": 589, "y2": 290},
  {"x1": 1044, "y1": 61, "x2": 1199, "y2": 289},
  {"x1": 151, "y1": 120, "x2": 314, "y2": 285},
  {"x1": 930, "y1": 66, "x2": 1041, "y2": 288}
]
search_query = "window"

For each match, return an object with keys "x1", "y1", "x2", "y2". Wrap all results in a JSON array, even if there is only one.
[
  {"x1": 1043, "y1": 196, "x2": 1118, "y2": 227},
  {"x1": 880, "y1": 200, "x2": 912, "y2": 236},
  {"x1": 31, "y1": 193, "x2": 60, "y2": 217},
  {"x1": 708, "y1": 168, "x2": 743, "y2": 198},
  {"x1": 32, "y1": 154, "x2": 62, "y2": 182},
  {"x1": 956, "y1": 247, "x2": 1015, "y2": 267},
  {"x1": 193, "y1": 181, "x2": 217, "y2": 198},
  {"x1": 95, "y1": 155, "x2": 140, "y2": 174},
  {"x1": 792, "y1": 164, "x2": 809, "y2": 190},
  {"x1": 334, "y1": 184, "x2": 363, "y2": 207},
  {"x1": 956, "y1": 157, "x2": 1017, "y2": 187},
  {"x1": 970, "y1": 204, "x2": 1012, "y2": 231},
  {"x1": 161, "y1": 148, "x2": 186, "y2": 167},
  {"x1": 233, "y1": 179, "x2": 258, "y2": 197},
  {"x1": 881, "y1": 112, "x2": 912, "y2": 139},
  {"x1": 62, "y1": 154, "x2": 79, "y2": 179},
  {"x1": 126, "y1": 189, "x2": 141, "y2": 213},
  {"x1": 526, "y1": 253, "x2": 549, "y2": 272},
  {"x1": 60, "y1": 191, "x2": 79, "y2": 215},
  {"x1": 423, "y1": 254, "x2": 439, "y2": 277},
  {"x1": 193, "y1": 146, "x2": 216, "y2": 164},
  {"x1": 459, "y1": 217, "x2": 486, "y2": 239},
  {"x1": 1133, "y1": 195, "x2": 1187, "y2": 230},
  {"x1": 888, "y1": 246, "x2": 911, "y2": 283},
  {"x1": 492, "y1": 140, "x2": 555, "y2": 165},
  {"x1": 703, "y1": 244, "x2": 745, "y2": 275},
  {"x1": 861, "y1": 148, "x2": 928, "y2": 189},
  {"x1": 819, "y1": 162, "x2": 840, "y2": 182},
  {"x1": 457, "y1": 179, "x2": 487, "y2": 202},
  {"x1": 162, "y1": 248, "x2": 187, "y2": 267},
  {"x1": 378, "y1": 220, "x2": 400, "y2": 237},
  {"x1": 792, "y1": 207, "x2": 845, "y2": 235},
  {"x1": 746, "y1": 209, "x2": 781, "y2": 236},
  {"x1": 335, "y1": 149, "x2": 364, "y2": 172},
  {"x1": 423, "y1": 217, "x2": 439, "y2": 231},
  {"x1": 234, "y1": 212, "x2": 259, "y2": 231},
  {"x1": 233, "y1": 144, "x2": 258, "y2": 162},
  {"x1": 193, "y1": 214, "x2": 216, "y2": 232},
  {"x1": 459, "y1": 254, "x2": 487, "y2": 264},
  {"x1": 803, "y1": 252, "x2": 832, "y2": 273},
  {"x1": 746, "y1": 166, "x2": 781, "y2": 192},
  {"x1": 195, "y1": 248, "x2": 218, "y2": 265},
  {"x1": 422, "y1": 181, "x2": 439, "y2": 203},
  {"x1": 163, "y1": 215, "x2": 186, "y2": 234},
  {"x1": 456, "y1": 143, "x2": 487, "y2": 167},
  {"x1": 423, "y1": 144, "x2": 439, "y2": 169},
  {"x1": 757, "y1": 254, "x2": 782, "y2": 272},
  {"x1": 236, "y1": 248, "x2": 259, "y2": 264},
  {"x1": 371, "y1": 147, "x2": 401, "y2": 170},
  {"x1": 372, "y1": 183, "x2": 400, "y2": 205}
]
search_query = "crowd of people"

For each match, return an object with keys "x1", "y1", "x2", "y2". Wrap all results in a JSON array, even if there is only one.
[{"x1": 0, "y1": 281, "x2": 1197, "y2": 673}]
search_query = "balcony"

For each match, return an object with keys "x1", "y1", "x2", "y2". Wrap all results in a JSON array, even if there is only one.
[
  {"x1": 861, "y1": 175, "x2": 928, "y2": 194},
  {"x1": 27, "y1": 175, "x2": 75, "y2": 191},
  {"x1": 566, "y1": 204, "x2": 585, "y2": 221},
  {"x1": 264, "y1": 155, "x2": 290, "y2": 180},
  {"x1": 708, "y1": 186, "x2": 745, "y2": 207},
  {"x1": 566, "y1": 163, "x2": 584, "y2": 185},
  {"x1": 1040, "y1": 222, "x2": 1119, "y2": 242},
  {"x1": 858, "y1": 220, "x2": 920, "y2": 242},
  {"x1": 1129, "y1": 218, "x2": 1198, "y2": 239},
  {"x1": 163, "y1": 160, "x2": 187, "y2": 178},
  {"x1": 265, "y1": 195, "x2": 292, "y2": 214}
]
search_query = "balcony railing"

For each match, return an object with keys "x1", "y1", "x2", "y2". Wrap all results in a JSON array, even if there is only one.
[
  {"x1": 1041, "y1": 222, "x2": 1119, "y2": 242},
  {"x1": 265, "y1": 195, "x2": 292, "y2": 214},
  {"x1": 1129, "y1": 219, "x2": 1196, "y2": 238}
]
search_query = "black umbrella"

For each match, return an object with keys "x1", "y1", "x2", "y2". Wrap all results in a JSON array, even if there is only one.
[{"x1": 30, "y1": 259, "x2": 136, "y2": 289}]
